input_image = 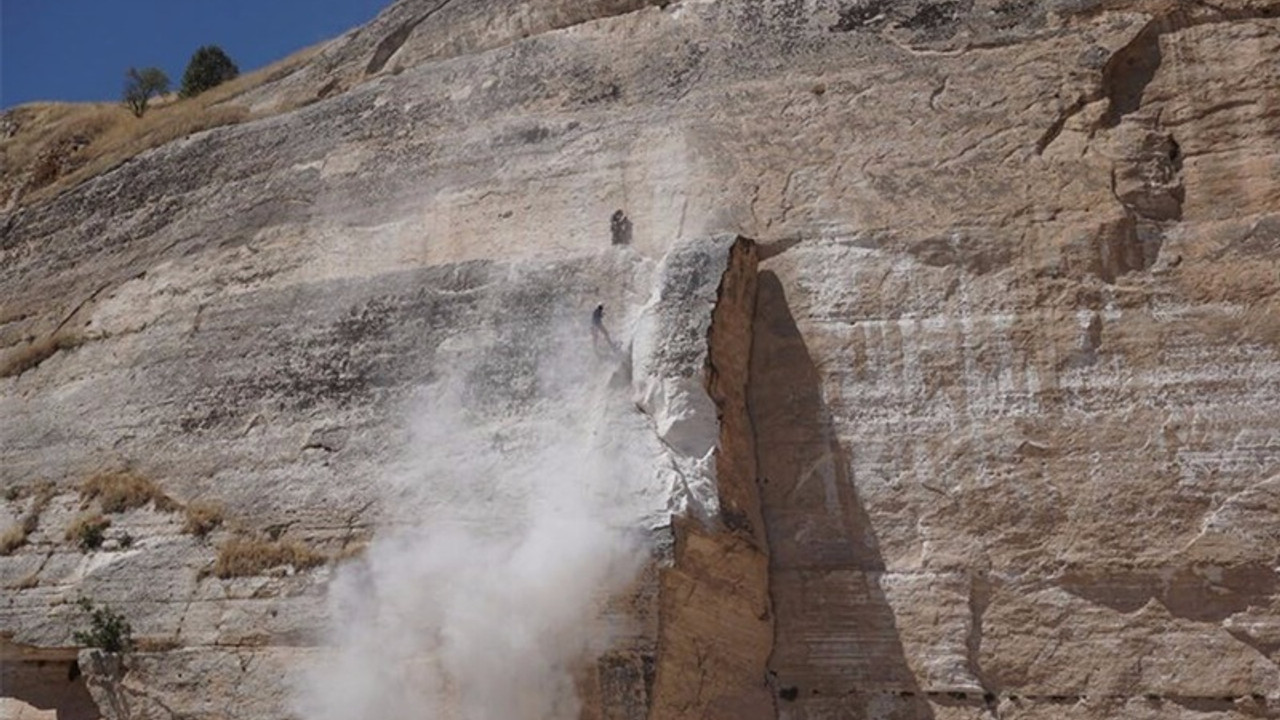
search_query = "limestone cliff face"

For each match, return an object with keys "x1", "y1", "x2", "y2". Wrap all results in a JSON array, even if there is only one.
[{"x1": 3, "y1": 0, "x2": 1280, "y2": 718}]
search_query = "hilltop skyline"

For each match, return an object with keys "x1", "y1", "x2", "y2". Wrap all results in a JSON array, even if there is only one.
[{"x1": 1, "y1": 0, "x2": 388, "y2": 108}]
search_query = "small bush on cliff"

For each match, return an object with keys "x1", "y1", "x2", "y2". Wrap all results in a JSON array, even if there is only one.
[
  {"x1": 180, "y1": 45, "x2": 239, "y2": 98},
  {"x1": 212, "y1": 535, "x2": 325, "y2": 578},
  {"x1": 80, "y1": 471, "x2": 178, "y2": 514},
  {"x1": 73, "y1": 598, "x2": 133, "y2": 653},
  {"x1": 182, "y1": 501, "x2": 225, "y2": 537},
  {"x1": 66, "y1": 512, "x2": 110, "y2": 551},
  {"x1": 122, "y1": 67, "x2": 170, "y2": 118},
  {"x1": 0, "y1": 524, "x2": 26, "y2": 555},
  {"x1": 0, "y1": 482, "x2": 53, "y2": 555}
]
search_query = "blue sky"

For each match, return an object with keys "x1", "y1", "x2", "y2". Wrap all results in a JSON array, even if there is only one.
[{"x1": 1, "y1": 0, "x2": 390, "y2": 108}]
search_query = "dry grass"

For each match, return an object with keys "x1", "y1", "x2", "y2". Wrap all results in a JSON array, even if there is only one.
[
  {"x1": 0, "y1": 328, "x2": 85, "y2": 379},
  {"x1": 334, "y1": 541, "x2": 369, "y2": 564},
  {"x1": 30, "y1": 480, "x2": 56, "y2": 512},
  {"x1": 0, "y1": 524, "x2": 26, "y2": 555},
  {"x1": 65, "y1": 512, "x2": 111, "y2": 551},
  {"x1": 2, "y1": 43, "x2": 323, "y2": 206},
  {"x1": 133, "y1": 636, "x2": 182, "y2": 653},
  {"x1": 182, "y1": 501, "x2": 225, "y2": 537},
  {"x1": 0, "y1": 481, "x2": 57, "y2": 555},
  {"x1": 212, "y1": 535, "x2": 326, "y2": 578},
  {"x1": 80, "y1": 471, "x2": 178, "y2": 514}
]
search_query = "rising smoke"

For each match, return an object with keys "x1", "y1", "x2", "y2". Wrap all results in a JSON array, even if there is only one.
[{"x1": 297, "y1": 317, "x2": 650, "y2": 720}]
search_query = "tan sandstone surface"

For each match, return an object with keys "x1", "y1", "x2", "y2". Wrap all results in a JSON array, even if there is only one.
[{"x1": 2, "y1": 0, "x2": 1280, "y2": 718}]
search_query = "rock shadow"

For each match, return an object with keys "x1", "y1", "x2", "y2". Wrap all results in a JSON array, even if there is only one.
[
  {"x1": 749, "y1": 270, "x2": 935, "y2": 718},
  {"x1": 0, "y1": 650, "x2": 100, "y2": 720},
  {"x1": 1100, "y1": 20, "x2": 1163, "y2": 127},
  {"x1": 1058, "y1": 563, "x2": 1280, "y2": 624}
]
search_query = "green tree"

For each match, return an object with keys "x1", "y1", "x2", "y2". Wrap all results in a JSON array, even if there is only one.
[
  {"x1": 180, "y1": 45, "x2": 239, "y2": 98},
  {"x1": 122, "y1": 67, "x2": 170, "y2": 117}
]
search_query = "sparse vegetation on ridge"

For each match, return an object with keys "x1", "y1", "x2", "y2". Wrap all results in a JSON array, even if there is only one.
[
  {"x1": 122, "y1": 67, "x2": 171, "y2": 117},
  {"x1": 0, "y1": 42, "x2": 322, "y2": 206},
  {"x1": 180, "y1": 46, "x2": 240, "y2": 98}
]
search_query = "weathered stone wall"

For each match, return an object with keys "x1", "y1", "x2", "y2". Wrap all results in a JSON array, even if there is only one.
[
  {"x1": 3, "y1": 0, "x2": 1279, "y2": 718},
  {"x1": 747, "y1": 3, "x2": 1280, "y2": 718}
]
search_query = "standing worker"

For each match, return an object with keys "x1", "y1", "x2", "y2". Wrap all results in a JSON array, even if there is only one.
[{"x1": 592, "y1": 304, "x2": 615, "y2": 355}]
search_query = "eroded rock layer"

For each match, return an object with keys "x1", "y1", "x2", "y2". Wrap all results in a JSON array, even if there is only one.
[{"x1": 2, "y1": 0, "x2": 1279, "y2": 718}]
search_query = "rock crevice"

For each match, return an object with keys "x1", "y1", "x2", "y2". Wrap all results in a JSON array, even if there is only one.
[{"x1": 649, "y1": 236, "x2": 776, "y2": 720}]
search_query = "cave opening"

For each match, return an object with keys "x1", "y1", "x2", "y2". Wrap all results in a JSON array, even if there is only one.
[{"x1": 0, "y1": 641, "x2": 100, "y2": 720}]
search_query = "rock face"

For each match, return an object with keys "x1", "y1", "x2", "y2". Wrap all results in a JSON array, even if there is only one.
[{"x1": 3, "y1": 0, "x2": 1280, "y2": 718}]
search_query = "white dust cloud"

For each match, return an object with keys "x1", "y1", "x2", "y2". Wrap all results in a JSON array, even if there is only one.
[{"x1": 297, "y1": 320, "x2": 649, "y2": 720}]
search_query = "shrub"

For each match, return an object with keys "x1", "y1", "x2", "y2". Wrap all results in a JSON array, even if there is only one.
[
  {"x1": 66, "y1": 513, "x2": 110, "y2": 551},
  {"x1": 28, "y1": 481, "x2": 56, "y2": 523},
  {"x1": 133, "y1": 637, "x2": 181, "y2": 652},
  {"x1": 29, "y1": 147, "x2": 64, "y2": 188},
  {"x1": 80, "y1": 471, "x2": 177, "y2": 514},
  {"x1": 180, "y1": 45, "x2": 239, "y2": 98},
  {"x1": 73, "y1": 598, "x2": 133, "y2": 653},
  {"x1": 1, "y1": 481, "x2": 57, "y2": 555},
  {"x1": 0, "y1": 524, "x2": 26, "y2": 555},
  {"x1": 182, "y1": 501, "x2": 225, "y2": 537},
  {"x1": 122, "y1": 67, "x2": 170, "y2": 118},
  {"x1": 212, "y1": 536, "x2": 325, "y2": 578}
]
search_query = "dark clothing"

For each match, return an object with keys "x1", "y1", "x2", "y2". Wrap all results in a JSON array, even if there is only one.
[{"x1": 591, "y1": 304, "x2": 614, "y2": 356}]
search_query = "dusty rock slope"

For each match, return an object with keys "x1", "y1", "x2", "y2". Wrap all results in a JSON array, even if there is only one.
[{"x1": 3, "y1": 0, "x2": 1280, "y2": 718}]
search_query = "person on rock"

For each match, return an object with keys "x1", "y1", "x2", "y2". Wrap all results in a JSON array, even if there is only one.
[{"x1": 592, "y1": 304, "x2": 616, "y2": 355}]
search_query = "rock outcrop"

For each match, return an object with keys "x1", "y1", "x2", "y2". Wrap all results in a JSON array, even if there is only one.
[{"x1": 3, "y1": 0, "x2": 1279, "y2": 718}]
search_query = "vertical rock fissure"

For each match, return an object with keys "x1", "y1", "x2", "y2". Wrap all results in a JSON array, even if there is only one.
[
  {"x1": 704, "y1": 237, "x2": 767, "y2": 551},
  {"x1": 648, "y1": 236, "x2": 776, "y2": 720}
]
